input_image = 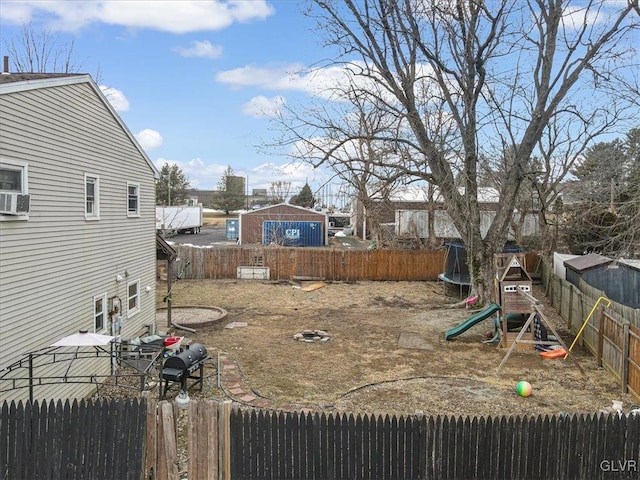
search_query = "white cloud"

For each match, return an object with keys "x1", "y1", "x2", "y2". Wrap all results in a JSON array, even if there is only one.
[
  {"x1": 250, "y1": 161, "x2": 330, "y2": 190},
  {"x1": 99, "y1": 85, "x2": 129, "y2": 111},
  {"x1": 1, "y1": 1, "x2": 275, "y2": 33},
  {"x1": 562, "y1": 5, "x2": 608, "y2": 30},
  {"x1": 0, "y1": 2, "x2": 34, "y2": 24},
  {"x1": 173, "y1": 40, "x2": 223, "y2": 59},
  {"x1": 242, "y1": 95, "x2": 285, "y2": 118},
  {"x1": 216, "y1": 63, "x2": 353, "y2": 99},
  {"x1": 216, "y1": 61, "x2": 429, "y2": 103},
  {"x1": 135, "y1": 129, "x2": 163, "y2": 150},
  {"x1": 154, "y1": 157, "x2": 229, "y2": 189}
]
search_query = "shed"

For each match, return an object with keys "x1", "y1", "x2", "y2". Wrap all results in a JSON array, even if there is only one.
[
  {"x1": 563, "y1": 253, "x2": 613, "y2": 288},
  {"x1": 565, "y1": 255, "x2": 639, "y2": 309},
  {"x1": 238, "y1": 204, "x2": 328, "y2": 246}
]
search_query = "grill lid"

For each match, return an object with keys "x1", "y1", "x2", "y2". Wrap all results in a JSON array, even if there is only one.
[{"x1": 163, "y1": 343, "x2": 209, "y2": 373}]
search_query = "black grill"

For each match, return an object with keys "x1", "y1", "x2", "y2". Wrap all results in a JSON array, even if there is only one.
[{"x1": 160, "y1": 343, "x2": 209, "y2": 399}]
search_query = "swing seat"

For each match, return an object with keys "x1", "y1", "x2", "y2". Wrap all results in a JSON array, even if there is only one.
[{"x1": 540, "y1": 348, "x2": 567, "y2": 359}]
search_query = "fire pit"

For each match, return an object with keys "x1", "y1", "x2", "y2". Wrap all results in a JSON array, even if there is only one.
[{"x1": 293, "y1": 330, "x2": 330, "y2": 342}]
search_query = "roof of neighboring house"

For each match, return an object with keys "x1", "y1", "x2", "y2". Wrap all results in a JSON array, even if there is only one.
[
  {"x1": 563, "y1": 253, "x2": 613, "y2": 273},
  {"x1": 240, "y1": 203, "x2": 326, "y2": 216},
  {"x1": 383, "y1": 186, "x2": 501, "y2": 203},
  {"x1": 0, "y1": 72, "x2": 160, "y2": 179}
]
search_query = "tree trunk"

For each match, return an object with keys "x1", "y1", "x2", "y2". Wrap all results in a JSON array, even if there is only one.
[{"x1": 466, "y1": 240, "x2": 497, "y2": 305}]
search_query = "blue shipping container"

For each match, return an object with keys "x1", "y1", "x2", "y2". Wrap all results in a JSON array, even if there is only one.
[
  {"x1": 262, "y1": 221, "x2": 324, "y2": 247},
  {"x1": 226, "y1": 219, "x2": 239, "y2": 240}
]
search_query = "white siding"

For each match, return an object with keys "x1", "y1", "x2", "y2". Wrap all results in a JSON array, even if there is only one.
[
  {"x1": 0, "y1": 80, "x2": 157, "y2": 402},
  {"x1": 396, "y1": 209, "x2": 540, "y2": 240}
]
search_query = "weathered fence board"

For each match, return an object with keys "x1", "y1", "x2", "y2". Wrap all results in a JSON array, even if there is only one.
[
  {"x1": 225, "y1": 407, "x2": 640, "y2": 480},
  {"x1": 0, "y1": 399, "x2": 146, "y2": 480},
  {"x1": 629, "y1": 326, "x2": 640, "y2": 399},
  {"x1": 164, "y1": 246, "x2": 541, "y2": 283},
  {"x1": 542, "y1": 259, "x2": 640, "y2": 400},
  {"x1": 168, "y1": 246, "x2": 448, "y2": 281}
]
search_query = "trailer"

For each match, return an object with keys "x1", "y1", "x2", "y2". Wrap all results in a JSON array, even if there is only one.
[
  {"x1": 156, "y1": 206, "x2": 203, "y2": 235},
  {"x1": 328, "y1": 213, "x2": 352, "y2": 236}
]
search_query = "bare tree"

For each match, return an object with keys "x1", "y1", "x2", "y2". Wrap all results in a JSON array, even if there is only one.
[
  {"x1": 268, "y1": 181, "x2": 292, "y2": 204},
  {"x1": 564, "y1": 128, "x2": 640, "y2": 256},
  {"x1": 4, "y1": 22, "x2": 84, "y2": 73},
  {"x1": 280, "y1": 0, "x2": 639, "y2": 303}
]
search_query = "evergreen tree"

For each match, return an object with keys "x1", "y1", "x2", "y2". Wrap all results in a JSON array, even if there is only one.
[
  {"x1": 289, "y1": 183, "x2": 315, "y2": 208},
  {"x1": 212, "y1": 166, "x2": 245, "y2": 214},
  {"x1": 156, "y1": 164, "x2": 190, "y2": 206}
]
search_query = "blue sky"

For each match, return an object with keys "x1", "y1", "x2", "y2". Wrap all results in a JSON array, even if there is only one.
[{"x1": 0, "y1": 0, "x2": 339, "y2": 196}]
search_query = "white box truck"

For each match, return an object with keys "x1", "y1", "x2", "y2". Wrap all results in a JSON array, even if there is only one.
[{"x1": 156, "y1": 206, "x2": 203, "y2": 235}]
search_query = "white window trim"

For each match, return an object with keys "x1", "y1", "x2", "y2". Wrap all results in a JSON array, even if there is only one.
[
  {"x1": 84, "y1": 173, "x2": 100, "y2": 220},
  {"x1": 93, "y1": 293, "x2": 107, "y2": 333},
  {"x1": 127, "y1": 279, "x2": 140, "y2": 318},
  {"x1": 127, "y1": 182, "x2": 140, "y2": 218},
  {"x1": 0, "y1": 158, "x2": 29, "y2": 221}
]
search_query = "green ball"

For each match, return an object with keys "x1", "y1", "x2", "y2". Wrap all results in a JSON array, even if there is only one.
[{"x1": 516, "y1": 381, "x2": 532, "y2": 397}]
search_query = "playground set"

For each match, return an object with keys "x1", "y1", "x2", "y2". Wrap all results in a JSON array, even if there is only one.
[{"x1": 443, "y1": 252, "x2": 583, "y2": 372}]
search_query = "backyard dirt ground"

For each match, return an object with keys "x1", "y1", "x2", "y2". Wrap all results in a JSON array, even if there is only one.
[{"x1": 152, "y1": 279, "x2": 639, "y2": 418}]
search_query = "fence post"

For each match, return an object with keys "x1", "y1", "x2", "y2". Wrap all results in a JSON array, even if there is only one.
[
  {"x1": 622, "y1": 322, "x2": 630, "y2": 394},
  {"x1": 596, "y1": 306, "x2": 604, "y2": 367},
  {"x1": 187, "y1": 401, "x2": 199, "y2": 480},
  {"x1": 209, "y1": 400, "x2": 220, "y2": 480},
  {"x1": 160, "y1": 401, "x2": 179, "y2": 480},
  {"x1": 568, "y1": 284, "x2": 574, "y2": 331},
  {"x1": 143, "y1": 391, "x2": 158, "y2": 480},
  {"x1": 218, "y1": 400, "x2": 232, "y2": 480}
]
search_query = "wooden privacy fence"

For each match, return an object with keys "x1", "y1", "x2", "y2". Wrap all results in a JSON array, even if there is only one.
[
  {"x1": 3, "y1": 396, "x2": 639, "y2": 480},
  {"x1": 542, "y1": 259, "x2": 640, "y2": 400},
  {"x1": 150, "y1": 399, "x2": 640, "y2": 480},
  {"x1": 0, "y1": 398, "x2": 146, "y2": 480},
  {"x1": 164, "y1": 246, "x2": 540, "y2": 282},
  {"x1": 167, "y1": 246, "x2": 446, "y2": 281}
]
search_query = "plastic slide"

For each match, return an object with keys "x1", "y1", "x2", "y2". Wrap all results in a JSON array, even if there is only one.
[{"x1": 445, "y1": 303, "x2": 502, "y2": 340}]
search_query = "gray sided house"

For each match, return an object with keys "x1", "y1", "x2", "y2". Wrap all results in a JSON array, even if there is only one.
[
  {"x1": 0, "y1": 73, "x2": 159, "y2": 402},
  {"x1": 238, "y1": 204, "x2": 328, "y2": 246}
]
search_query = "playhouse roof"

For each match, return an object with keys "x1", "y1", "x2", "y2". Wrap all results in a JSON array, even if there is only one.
[{"x1": 496, "y1": 254, "x2": 531, "y2": 282}]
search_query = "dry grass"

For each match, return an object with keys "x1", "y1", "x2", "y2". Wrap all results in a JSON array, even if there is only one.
[{"x1": 156, "y1": 279, "x2": 638, "y2": 417}]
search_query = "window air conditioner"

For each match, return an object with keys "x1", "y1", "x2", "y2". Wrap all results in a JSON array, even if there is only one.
[{"x1": 0, "y1": 193, "x2": 30, "y2": 215}]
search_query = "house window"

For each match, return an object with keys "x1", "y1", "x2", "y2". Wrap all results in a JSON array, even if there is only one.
[
  {"x1": 94, "y1": 293, "x2": 107, "y2": 332},
  {"x1": 127, "y1": 183, "x2": 140, "y2": 217},
  {"x1": 85, "y1": 174, "x2": 100, "y2": 219},
  {"x1": 127, "y1": 280, "x2": 140, "y2": 317},
  {"x1": 0, "y1": 166, "x2": 23, "y2": 192},
  {"x1": 0, "y1": 159, "x2": 29, "y2": 219}
]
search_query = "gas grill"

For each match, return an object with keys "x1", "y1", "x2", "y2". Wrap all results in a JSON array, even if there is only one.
[{"x1": 160, "y1": 343, "x2": 209, "y2": 399}]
